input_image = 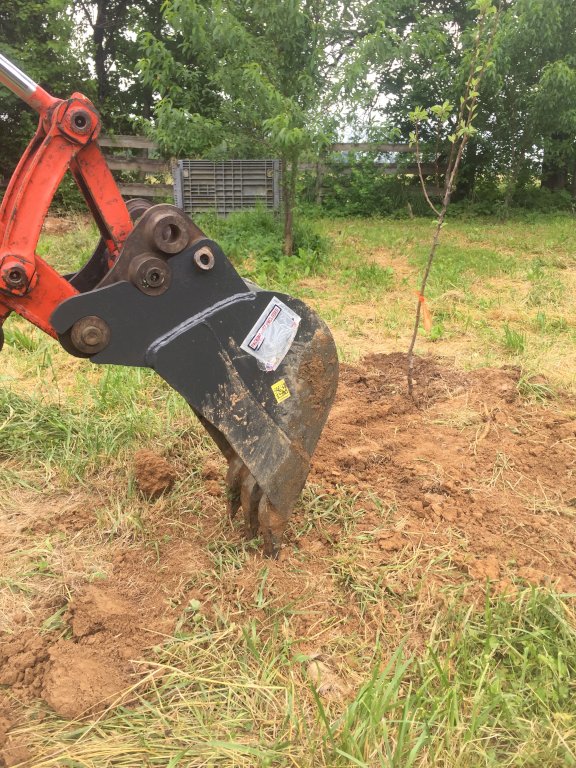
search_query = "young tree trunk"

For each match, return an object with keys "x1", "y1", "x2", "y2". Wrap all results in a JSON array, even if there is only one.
[{"x1": 282, "y1": 157, "x2": 297, "y2": 256}]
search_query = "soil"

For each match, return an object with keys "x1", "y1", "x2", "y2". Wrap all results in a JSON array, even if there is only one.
[
  {"x1": 1, "y1": 352, "x2": 575, "y2": 764},
  {"x1": 311, "y1": 353, "x2": 576, "y2": 596},
  {"x1": 133, "y1": 449, "x2": 178, "y2": 498}
]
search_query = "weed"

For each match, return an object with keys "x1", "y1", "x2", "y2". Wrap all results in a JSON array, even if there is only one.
[
  {"x1": 195, "y1": 207, "x2": 329, "y2": 290},
  {"x1": 518, "y1": 374, "x2": 555, "y2": 402},
  {"x1": 331, "y1": 556, "x2": 388, "y2": 616},
  {"x1": 527, "y1": 259, "x2": 566, "y2": 307},
  {"x1": 296, "y1": 487, "x2": 367, "y2": 538},
  {"x1": 534, "y1": 311, "x2": 568, "y2": 335},
  {"x1": 427, "y1": 321, "x2": 445, "y2": 341},
  {"x1": 2, "y1": 326, "x2": 43, "y2": 353},
  {"x1": 208, "y1": 539, "x2": 256, "y2": 576},
  {"x1": 502, "y1": 323, "x2": 526, "y2": 354}
]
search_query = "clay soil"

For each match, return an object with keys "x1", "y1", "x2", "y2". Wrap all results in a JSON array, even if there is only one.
[{"x1": 1, "y1": 352, "x2": 575, "y2": 764}]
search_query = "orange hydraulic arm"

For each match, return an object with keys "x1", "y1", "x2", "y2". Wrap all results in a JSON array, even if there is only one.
[{"x1": 0, "y1": 53, "x2": 133, "y2": 337}]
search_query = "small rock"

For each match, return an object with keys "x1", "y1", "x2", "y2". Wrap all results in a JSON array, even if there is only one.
[
  {"x1": 409, "y1": 500, "x2": 425, "y2": 518},
  {"x1": 307, "y1": 658, "x2": 349, "y2": 699},
  {"x1": 423, "y1": 492, "x2": 444, "y2": 508},
  {"x1": 430, "y1": 502, "x2": 443, "y2": 518},
  {"x1": 376, "y1": 532, "x2": 406, "y2": 552},
  {"x1": 440, "y1": 506, "x2": 458, "y2": 522}
]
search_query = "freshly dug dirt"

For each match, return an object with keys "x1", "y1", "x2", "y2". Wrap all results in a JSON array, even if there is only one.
[
  {"x1": 311, "y1": 353, "x2": 576, "y2": 593},
  {"x1": 0, "y1": 539, "x2": 208, "y2": 726},
  {"x1": 42, "y1": 644, "x2": 131, "y2": 719},
  {"x1": 1, "y1": 352, "x2": 575, "y2": 759},
  {"x1": 133, "y1": 449, "x2": 177, "y2": 498},
  {"x1": 0, "y1": 585, "x2": 167, "y2": 719}
]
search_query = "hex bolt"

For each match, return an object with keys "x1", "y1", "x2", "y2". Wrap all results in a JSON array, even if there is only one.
[
  {"x1": 144, "y1": 266, "x2": 165, "y2": 287},
  {"x1": 128, "y1": 254, "x2": 171, "y2": 296},
  {"x1": 70, "y1": 316, "x2": 111, "y2": 354},
  {"x1": 79, "y1": 325, "x2": 103, "y2": 347}
]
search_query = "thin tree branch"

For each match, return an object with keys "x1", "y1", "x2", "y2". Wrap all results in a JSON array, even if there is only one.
[{"x1": 413, "y1": 122, "x2": 441, "y2": 217}]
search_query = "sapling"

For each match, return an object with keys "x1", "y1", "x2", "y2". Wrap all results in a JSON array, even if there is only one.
[{"x1": 407, "y1": 0, "x2": 500, "y2": 395}]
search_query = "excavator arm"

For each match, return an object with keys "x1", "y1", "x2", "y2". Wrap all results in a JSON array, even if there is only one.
[{"x1": 0, "y1": 53, "x2": 338, "y2": 557}]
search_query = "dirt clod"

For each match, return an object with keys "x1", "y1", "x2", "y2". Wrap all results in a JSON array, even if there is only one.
[
  {"x1": 133, "y1": 449, "x2": 177, "y2": 498},
  {"x1": 468, "y1": 555, "x2": 501, "y2": 581},
  {"x1": 42, "y1": 644, "x2": 131, "y2": 719}
]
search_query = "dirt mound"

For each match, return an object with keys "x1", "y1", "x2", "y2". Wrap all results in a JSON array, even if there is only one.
[
  {"x1": 311, "y1": 353, "x2": 576, "y2": 592},
  {"x1": 0, "y1": 542, "x2": 208, "y2": 722},
  {"x1": 42, "y1": 643, "x2": 132, "y2": 719}
]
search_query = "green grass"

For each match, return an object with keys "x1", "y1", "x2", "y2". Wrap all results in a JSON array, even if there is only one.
[
  {"x1": 36, "y1": 216, "x2": 100, "y2": 273},
  {"x1": 2, "y1": 211, "x2": 576, "y2": 766},
  {"x1": 0, "y1": 367, "x2": 191, "y2": 480},
  {"x1": 502, "y1": 323, "x2": 526, "y2": 355},
  {"x1": 308, "y1": 213, "x2": 576, "y2": 384},
  {"x1": 412, "y1": 243, "x2": 518, "y2": 296},
  {"x1": 15, "y1": 589, "x2": 576, "y2": 767}
]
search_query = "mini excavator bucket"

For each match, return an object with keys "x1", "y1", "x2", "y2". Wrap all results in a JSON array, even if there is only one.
[{"x1": 0, "y1": 54, "x2": 338, "y2": 556}]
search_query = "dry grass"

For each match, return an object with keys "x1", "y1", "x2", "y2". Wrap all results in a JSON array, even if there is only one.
[{"x1": 1, "y1": 213, "x2": 576, "y2": 766}]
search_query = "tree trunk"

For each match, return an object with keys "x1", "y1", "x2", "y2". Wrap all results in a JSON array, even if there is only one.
[
  {"x1": 541, "y1": 134, "x2": 569, "y2": 191},
  {"x1": 314, "y1": 160, "x2": 324, "y2": 206},
  {"x1": 94, "y1": 1, "x2": 109, "y2": 104},
  {"x1": 282, "y1": 157, "x2": 296, "y2": 256}
]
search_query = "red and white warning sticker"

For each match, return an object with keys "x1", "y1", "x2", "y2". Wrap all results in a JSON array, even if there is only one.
[{"x1": 241, "y1": 297, "x2": 301, "y2": 371}]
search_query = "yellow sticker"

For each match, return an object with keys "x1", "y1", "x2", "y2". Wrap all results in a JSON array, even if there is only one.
[{"x1": 271, "y1": 379, "x2": 291, "y2": 403}]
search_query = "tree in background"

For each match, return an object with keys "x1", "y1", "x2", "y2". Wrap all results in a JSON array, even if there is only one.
[
  {"x1": 139, "y1": 0, "x2": 347, "y2": 255},
  {"x1": 349, "y1": 0, "x2": 576, "y2": 202},
  {"x1": 2, "y1": 0, "x2": 576, "y2": 214},
  {"x1": 0, "y1": 0, "x2": 87, "y2": 180},
  {"x1": 72, "y1": 0, "x2": 168, "y2": 127},
  {"x1": 486, "y1": 0, "x2": 576, "y2": 198},
  {"x1": 0, "y1": 0, "x2": 167, "y2": 181}
]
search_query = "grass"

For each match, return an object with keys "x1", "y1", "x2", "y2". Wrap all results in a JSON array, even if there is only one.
[
  {"x1": 307, "y1": 214, "x2": 576, "y2": 385},
  {"x1": 1, "y1": 211, "x2": 576, "y2": 766},
  {"x1": 502, "y1": 323, "x2": 526, "y2": 355},
  {"x1": 13, "y1": 589, "x2": 576, "y2": 767}
]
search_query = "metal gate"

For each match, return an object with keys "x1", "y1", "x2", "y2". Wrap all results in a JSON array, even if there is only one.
[{"x1": 174, "y1": 159, "x2": 282, "y2": 216}]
